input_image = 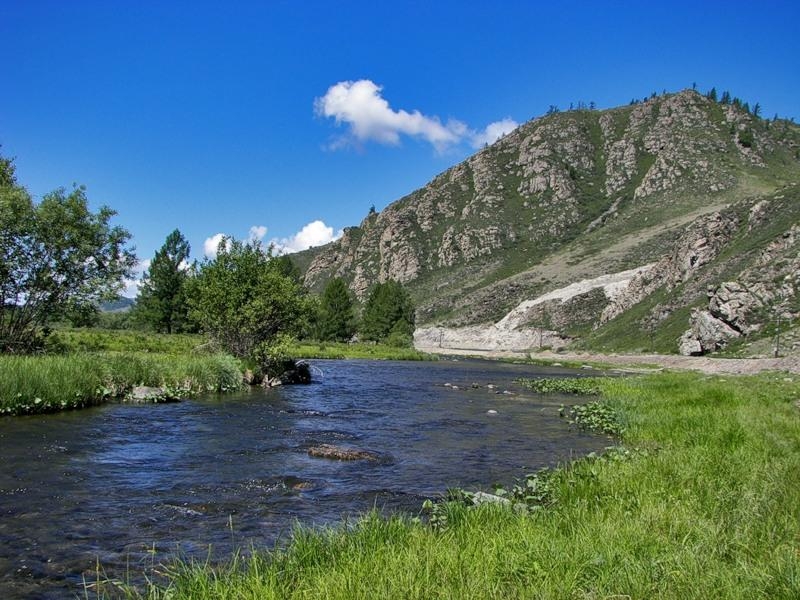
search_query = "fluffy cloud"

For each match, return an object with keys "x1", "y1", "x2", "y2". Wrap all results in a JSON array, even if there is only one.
[
  {"x1": 315, "y1": 79, "x2": 519, "y2": 153},
  {"x1": 270, "y1": 220, "x2": 342, "y2": 254},
  {"x1": 470, "y1": 118, "x2": 519, "y2": 148},
  {"x1": 248, "y1": 225, "x2": 267, "y2": 242},
  {"x1": 202, "y1": 221, "x2": 341, "y2": 261},
  {"x1": 315, "y1": 79, "x2": 467, "y2": 152},
  {"x1": 203, "y1": 233, "x2": 231, "y2": 258}
]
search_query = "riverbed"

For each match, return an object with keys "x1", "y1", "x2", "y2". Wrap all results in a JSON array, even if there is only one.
[{"x1": 0, "y1": 359, "x2": 610, "y2": 598}]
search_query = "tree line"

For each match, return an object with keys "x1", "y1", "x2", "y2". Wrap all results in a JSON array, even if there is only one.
[
  {"x1": 1, "y1": 151, "x2": 416, "y2": 373},
  {"x1": 135, "y1": 228, "x2": 414, "y2": 347}
]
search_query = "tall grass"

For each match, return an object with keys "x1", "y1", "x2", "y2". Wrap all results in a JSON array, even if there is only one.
[
  {"x1": 0, "y1": 352, "x2": 242, "y2": 415},
  {"x1": 121, "y1": 372, "x2": 800, "y2": 599},
  {"x1": 53, "y1": 328, "x2": 208, "y2": 354}
]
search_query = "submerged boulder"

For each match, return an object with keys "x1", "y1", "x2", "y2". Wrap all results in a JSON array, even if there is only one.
[
  {"x1": 127, "y1": 386, "x2": 173, "y2": 403},
  {"x1": 263, "y1": 360, "x2": 312, "y2": 387},
  {"x1": 307, "y1": 444, "x2": 379, "y2": 461}
]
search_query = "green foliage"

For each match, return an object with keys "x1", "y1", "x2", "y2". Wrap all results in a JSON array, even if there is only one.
[
  {"x1": 252, "y1": 333, "x2": 298, "y2": 379},
  {"x1": 53, "y1": 327, "x2": 206, "y2": 354},
  {"x1": 0, "y1": 159, "x2": 136, "y2": 353},
  {"x1": 272, "y1": 254, "x2": 302, "y2": 283},
  {"x1": 517, "y1": 377, "x2": 623, "y2": 435},
  {"x1": 738, "y1": 127, "x2": 755, "y2": 148},
  {"x1": 317, "y1": 277, "x2": 356, "y2": 341},
  {"x1": 564, "y1": 400, "x2": 624, "y2": 435},
  {"x1": 134, "y1": 229, "x2": 192, "y2": 333},
  {"x1": 187, "y1": 238, "x2": 311, "y2": 362},
  {"x1": 516, "y1": 376, "x2": 605, "y2": 395},
  {"x1": 360, "y1": 280, "x2": 415, "y2": 343},
  {"x1": 0, "y1": 351, "x2": 242, "y2": 415}
]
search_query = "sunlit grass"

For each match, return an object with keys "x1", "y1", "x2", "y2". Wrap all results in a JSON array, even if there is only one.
[
  {"x1": 53, "y1": 327, "x2": 208, "y2": 354},
  {"x1": 0, "y1": 352, "x2": 242, "y2": 415},
  {"x1": 111, "y1": 371, "x2": 800, "y2": 599},
  {"x1": 289, "y1": 341, "x2": 437, "y2": 361}
]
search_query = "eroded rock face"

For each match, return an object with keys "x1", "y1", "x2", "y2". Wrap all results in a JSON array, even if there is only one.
[
  {"x1": 707, "y1": 282, "x2": 769, "y2": 335},
  {"x1": 601, "y1": 211, "x2": 740, "y2": 324},
  {"x1": 678, "y1": 212, "x2": 800, "y2": 355},
  {"x1": 679, "y1": 309, "x2": 741, "y2": 355}
]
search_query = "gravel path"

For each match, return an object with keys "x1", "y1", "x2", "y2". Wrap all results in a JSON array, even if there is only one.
[{"x1": 417, "y1": 347, "x2": 800, "y2": 375}]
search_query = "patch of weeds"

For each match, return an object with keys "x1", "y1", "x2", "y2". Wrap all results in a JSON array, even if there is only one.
[
  {"x1": 562, "y1": 400, "x2": 623, "y2": 436},
  {"x1": 516, "y1": 376, "x2": 606, "y2": 395}
]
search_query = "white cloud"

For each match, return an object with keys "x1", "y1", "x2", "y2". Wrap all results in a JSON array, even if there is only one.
[
  {"x1": 203, "y1": 233, "x2": 230, "y2": 258},
  {"x1": 248, "y1": 225, "x2": 267, "y2": 242},
  {"x1": 470, "y1": 118, "x2": 519, "y2": 148},
  {"x1": 315, "y1": 79, "x2": 467, "y2": 152},
  {"x1": 270, "y1": 220, "x2": 343, "y2": 254}
]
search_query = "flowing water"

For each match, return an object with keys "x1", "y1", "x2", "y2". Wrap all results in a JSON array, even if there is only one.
[{"x1": 0, "y1": 359, "x2": 611, "y2": 598}]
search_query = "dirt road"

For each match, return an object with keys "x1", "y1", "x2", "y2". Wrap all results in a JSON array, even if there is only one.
[{"x1": 417, "y1": 347, "x2": 800, "y2": 375}]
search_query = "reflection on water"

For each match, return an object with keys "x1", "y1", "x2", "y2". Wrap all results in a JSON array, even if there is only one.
[{"x1": 0, "y1": 359, "x2": 609, "y2": 598}]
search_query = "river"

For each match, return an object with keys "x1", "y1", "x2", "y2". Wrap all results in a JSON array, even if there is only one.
[{"x1": 0, "y1": 359, "x2": 610, "y2": 598}]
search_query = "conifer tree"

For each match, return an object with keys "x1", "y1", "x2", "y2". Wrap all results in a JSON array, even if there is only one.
[
  {"x1": 360, "y1": 280, "x2": 415, "y2": 344},
  {"x1": 136, "y1": 229, "x2": 191, "y2": 333},
  {"x1": 317, "y1": 278, "x2": 356, "y2": 342}
]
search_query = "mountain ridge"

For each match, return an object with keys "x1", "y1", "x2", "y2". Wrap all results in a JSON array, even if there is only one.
[{"x1": 296, "y1": 89, "x2": 800, "y2": 355}]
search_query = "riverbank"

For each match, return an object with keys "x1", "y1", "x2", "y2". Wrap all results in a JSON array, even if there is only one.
[
  {"x1": 0, "y1": 328, "x2": 436, "y2": 416},
  {"x1": 290, "y1": 340, "x2": 436, "y2": 361},
  {"x1": 122, "y1": 371, "x2": 800, "y2": 599},
  {"x1": 0, "y1": 352, "x2": 242, "y2": 415},
  {"x1": 416, "y1": 345, "x2": 800, "y2": 375}
]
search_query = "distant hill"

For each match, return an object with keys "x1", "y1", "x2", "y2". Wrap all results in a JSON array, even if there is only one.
[
  {"x1": 99, "y1": 297, "x2": 135, "y2": 312},
  {"x1": 296, "y1": 89, "x2": 800, "y2": 356}
]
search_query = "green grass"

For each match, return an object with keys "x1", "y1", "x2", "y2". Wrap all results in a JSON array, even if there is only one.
[
  {"x1": 289, "y1": 341, "x2": 437, "y2": 361},
  {"x1": 53, "y1": 327, "x2": 208, "y2": 354},
  {"x1": 0, "y1": 352, "x2": 243, "y2": 415},
  {"x1": 113, "y1": 371, "x2": 800, "y2": 599}
]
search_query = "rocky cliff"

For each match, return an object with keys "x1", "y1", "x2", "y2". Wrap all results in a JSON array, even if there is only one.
[{"x1": 298, "y1": 89, "x2": 800, "y2": 355}]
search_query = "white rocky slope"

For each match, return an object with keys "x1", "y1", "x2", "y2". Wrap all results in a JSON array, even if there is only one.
[{"x1": 414, "y1": 265, "x2": 654, "y2": 352}]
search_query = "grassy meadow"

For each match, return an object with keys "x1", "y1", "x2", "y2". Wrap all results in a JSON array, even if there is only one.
[{"x1": 112, "y1": 371, "x2": 800, "y2": 599}]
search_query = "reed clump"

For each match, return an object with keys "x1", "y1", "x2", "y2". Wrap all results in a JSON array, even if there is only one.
[{"x1": 0, "y1": 352, "x2": 242, "y2": 415}]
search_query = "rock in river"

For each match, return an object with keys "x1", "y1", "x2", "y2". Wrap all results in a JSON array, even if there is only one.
[{"x1": 307, "y1": 444, "x2": 379, "y2": 461}]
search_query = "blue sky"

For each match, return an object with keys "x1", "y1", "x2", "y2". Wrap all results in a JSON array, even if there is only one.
[{"x1": 2, "y1": 1, "x2": 798, "y2": 294}]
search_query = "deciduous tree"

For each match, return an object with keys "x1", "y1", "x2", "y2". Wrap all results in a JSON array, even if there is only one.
[
  {"x1": 186, "y1": 238, "x2": 310, "y2": 360},
  {"x1": 0, "y1": 158, "x2": 136, "y2": 352}
]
